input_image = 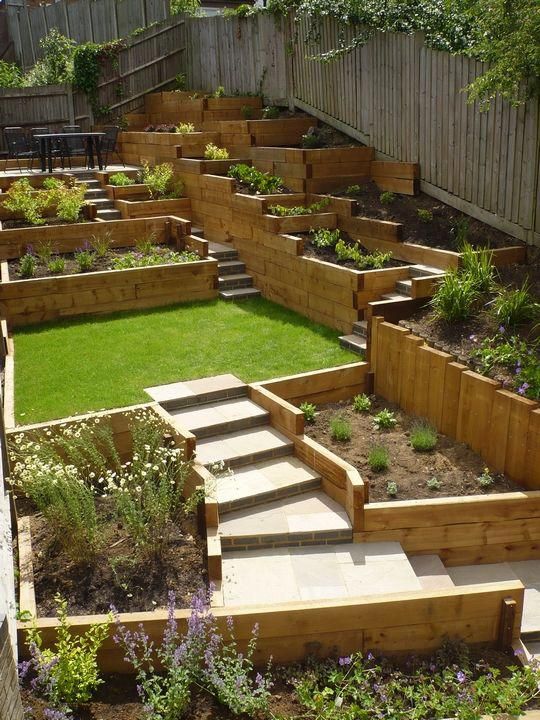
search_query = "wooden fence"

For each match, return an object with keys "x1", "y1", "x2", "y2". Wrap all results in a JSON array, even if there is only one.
[
  {"x1": 6, "y1": 0, "x2": 170, "y2": 69},
  {"x1": 291, "y1": 18, "x2": 540, "y2": 245}
]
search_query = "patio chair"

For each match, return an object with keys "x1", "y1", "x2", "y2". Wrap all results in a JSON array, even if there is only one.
[
  {"x1": 100, "y1": 126, "x2": 125, "y2": 169},
  {"x1": 62, "y1": 125, "x2": 87, "y2": 169},
  {"x1": 30, "y1": 127, "x2": 69, "y2": 171},
  {"x1": 3, "y1": 127, "x2": 39, "y2": 172}
]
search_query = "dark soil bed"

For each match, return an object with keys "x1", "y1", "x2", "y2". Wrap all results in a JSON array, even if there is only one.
[
  {"x1": 233, "y1": 181, "x2": 293, "y2": 196},
  {"x1": 301, "y1": 230, "x2": 406, "y2": 270},
  {"x1": 1, "y1": 214, "x2": 90, "y2": 230},
  {"x1": 336, "y1": 180, "x2": 517, "y2": 251},
  {"x1": 306, "y1": 396, "x2": 519, "y2": 502},
  {"x1": 26, "y1": 499, "x2": 206, "y2": 616}
]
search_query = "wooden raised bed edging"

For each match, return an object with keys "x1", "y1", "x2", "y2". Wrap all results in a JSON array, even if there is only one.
[
  {"x1": 0, "y1": 216, "x2": 218, "y2": 326},
  {"x1": 115, "y1": 197, "x2": 192, "y2": 220}
]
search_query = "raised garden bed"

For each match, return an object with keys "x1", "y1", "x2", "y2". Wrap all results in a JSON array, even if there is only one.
[
  {"x1": 305, "y1": 396, "x2": 519, "y2": 502},
  {"x1": 301, "y1": 227, "x2": 406, "y2": 271},
  {"x1": 116, "y1": 197, "x2": 192, "y2": 220}
]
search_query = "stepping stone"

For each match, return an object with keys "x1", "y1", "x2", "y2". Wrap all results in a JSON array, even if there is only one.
[
  {"x1": 218, "y1": 490, "x2": 352, "y2": 550},
  {"x1": 408, "y1": 554, "x2": 454, "y2": 590},
  {"x1": 215, "y1": 456, "x2": 322, "y2": 512},
  {"x1": 196, "y1": 425, "x2": 293, "y2": 469},
  {"x1": 145, "y1": 373, "x2": 246, "y2": 409},
  {"x1": 170, "y1": 397, "x2": 269, "y2": 438},
  {"x1": 222, "y1": 541, "x2": 422, "y2": 606}
]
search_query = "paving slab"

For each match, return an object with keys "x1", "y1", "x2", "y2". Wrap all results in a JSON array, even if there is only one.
[
  {"x1": 171, "y1": 397, "x2": 268, "y2": 435},
  {"x1": 409, "y1": 554, "x2": 455, "y2": 590},
  {"x1": 145, "y1": 374, "x2": 245, "y2": 404},
  {"x1": 196, "y1": 426, "x2": 293, "y2": 467}
]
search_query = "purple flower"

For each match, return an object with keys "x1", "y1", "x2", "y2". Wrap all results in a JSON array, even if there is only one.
[
  {"x1": 469, "y1": 334, "x2": 476, "y2": 342},
  {"x1": 517, "y1": 382, "x2": 530, "y2": 396},
  {"x1": 498, "y1": 325, "x2": 505, "y2": 333},
  {"x1": 456, "y1": 670, "x2": 466, "y2": 684},
  {"x1": 338, "y1": 655, "x2": 352, "y2": 666}
]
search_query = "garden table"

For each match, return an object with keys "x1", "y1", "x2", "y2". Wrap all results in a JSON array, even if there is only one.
[{"x1": 34, "y1": 132, "x2": 105, "y2": 173}]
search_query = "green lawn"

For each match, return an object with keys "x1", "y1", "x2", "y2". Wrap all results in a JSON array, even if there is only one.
[{"x1": 14, "y1": 298, "x2": 357, "y2": 424}]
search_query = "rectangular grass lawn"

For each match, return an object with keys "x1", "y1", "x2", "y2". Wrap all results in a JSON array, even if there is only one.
[{"x1": 14, "y1": 297, "x2": 357, "y2": 424}]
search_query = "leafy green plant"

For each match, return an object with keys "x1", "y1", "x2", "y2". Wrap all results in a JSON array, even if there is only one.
[
  {"x1": 477, "y1": 467, "x2": 494, "y2": 487},
  {"x1": 0, "y1": 60, "x2": 22, "y2": 88},
  {"x1": 19, "y1": 252, "x2": 37, "y2": 279},
  {"x1": 460, "y1": 241, "x2": 496, "y2": 293},
  {"x1": 299, "y1": 401, "x2": 316, "y2": 423},
  {"x1": 170, "y1": 0, "x2": 200, "y2": 15},
  {"x1": 176, "y1": 122, "x2": 196, "y2": 133},
  {"x1": 35, "y1": 241, "x2": 53, "y2": 265},
  {"x1": 135, "y1": 230, "x2": 157, "y2": 255},
  {"x1": 334, "y1": 238, "x2": 392, "y2": 269},
  {"x1": 417, "y1": 208, "x2": 433, "y2": 222},
  {"x1": 227, "y1": 163, "x2": 283, "y2": 194},
  {"x1": 223, "y1": 3, "x2": 254, "y2": 17},
  {"x1": 386, "y1": 480, "x2": 398, "y2": 496},
  {"x1": 74, "y1": 247, "x2": 96, "y2": 273},
  {"x1": 410, "y1": 420, "x2": 438, "y2": 451},
  {"x1": 368, "y1": 444, "x2": 389, "y2": 472},
  {"x1": 22, "y1": 29, "x2": 75, "y2": 86},
  {"x1": 380, "y1": 191, "x2": 396, "y2": 205},
  {"x1": 174, "y1": 72, "x2": 187, "y2": 90},
  {"x1": 344, "y1": 184, "x2": 362, "y2": 196},
  {"x1": 21, "y1": 596, "x2": 110, "y2": 713},
  {"x1": 42, "y1": 177, "x2": 64, "y2": 191},
  {"x1": 491, "y1": 281, "x2": 539, "y2": 327},
  {"x1": 330, "y1": 413, "x2": 352, "y2": 441},
  {"x1": 55, "y1": 182, "x2": 87, "y2": 222},
  {"x1": 204, "y1": 143, "x2": 230, "y2": 160},
  {"x1": 472, "y1": 331, "x2": 540, "y2": 400},
  {"x1": 262, "y1": 105, "x2": 280, "y2": 119},
  {"x1": 430, "y1": 271, "x2": 479, "y2": 322},
  {"x1": 241, "y1": 104, "x2": 255, "y2": 119},
  {"x1": 90, "y1": 230, "x2": 112, "y2": 258},
  {"x1": 48, "y1": 257, "x2": 66, "y2": 274},
  {"x1": 427, "y1": 476, "x2": 442, "y2": 490},
  {"x1": 213, "y1": 85, "x2": 226, "y2": 98},
  {"x1": 373, "y1": 409, "x2": 397, "y2": 430},
  {"x1": 301, "y1": 130, "x2": 325, "y2": 148},
  {"x1": 108, "y1": 172, "x2": 135, "y2": 187},
  {"x1": 310, "y1": 227, "x2": 341, "y2": 248},
  {"x1": 268, "y1": 198, "x2": 330, "y2": 216},
  {"x1": 112, "y1": 248, "x2": 199, "y2": 270},
  {"x1": 352, "y1": 393, "x2": 371, "y2": 412},
  {"x1": 140, "y1": 162, "x2": 183, "y2": 199},
  {"x1": 2, "y1": 178, "x2": 46, "y2": 225},
  {"x1": 72, "y1": 39, "x2": 124, "y2": 114}
]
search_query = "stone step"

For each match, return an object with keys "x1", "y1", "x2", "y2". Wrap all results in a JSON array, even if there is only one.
[
  {"x1": 96, "y1": 209, "x2": 122, "y2": 220},
  {"x1": 380, "y1": 291, "x2": 410, "y2": 301},
  {"x1": 208, "y1": 241, "x2": 238, "y2": 260},
  {"x1": 196, "y1": 425, "x2": 294, "y2": 470},
  {"x1": 77, "y1": 178, "x2": 101, "y2": 188},
  {"x1": 218, "y1": 259, "x2": 246, "y2": 276},
  {"x1": 215, "y1": 456, "x2": 322, "y2": 513},
  {"x1": 192, "y1": 226, "x2": 205, "y2": 237},
  {"x1": 91, "y1": 197, "x2": 115, "y2": 209},
  {"x1": 218, "y1": 490, "x2": 352, "y2": 551},
  {"x1": 220, "y1": 287, "x2": 261, "y2": 301},
  {"x1": 521, "y1": 638, "x2": 540, "y2": 662},
  {"x1": 339, "y1": 334, "x2": 367, "y2": 354},
  {"x1": 218, "y1": 273, "x2": 253, "y2": 290},
  {"x1": 409, "y1": 264, "x2": 445, "y2": 278},
  {"x1": 146, "y1": 373, "x2": 248, "y2": 411},
  {"x1": 395, "y1": 279, "x2": 412, "y2": 295},
  {"x1": 170, "y1": 396, "x2": 269, "y2": 439},
  {"x1": 408, "y1": 554, "x2": 455, "y2": 590},
  {"x1": 84, "y1": 187, "x2": 108, "y2": 199},
  {"x1": 352, "y1": 320, "x2": 368, "y2": 338}
]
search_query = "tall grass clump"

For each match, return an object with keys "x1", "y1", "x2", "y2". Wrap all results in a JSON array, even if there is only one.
[
  {"x1": 430, "y1": 271, "x2": 479, "y2": 322},
  {"x1": 330, "y1": 414, "x2": 352, "y2": 441},
  {"x1": 491, "y1": 280, "x2": 539, "y2": 327},
  {"x1": 460, "y1": 242, "x2": 497, "y2": 293},
  {"x1": 409, "y1": 420, "x2": 438, "y2": 452},
  {"x1": 368, "y1": 445, "x2": 389, "y2": 472}
]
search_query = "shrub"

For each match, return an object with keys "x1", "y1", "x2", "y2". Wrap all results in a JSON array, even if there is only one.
[
  {"x1": 352, "y1": 393, "x2": 371, "y2": 413},
  {"x1": 19, "y1": 252, "x2": 37, "y2": 278},
  {"x1": 368, "y1": 445, "x2": 389, "y2": 472},
  {"x1": 430, "y1": 271, "x2": 479, "y2": 322},
  {"x1": 74, "y1": 247, "x2": 95, "y2": 272},
  {"x1": 227, "y1": 163, "x2": 283, "y2": 194},
  {"x1": 373, "y1": 409, "x2": 397, "y2": 430},
  {"x1": 299, "y1": 401, "x2": 316, "y2": 423},
  {"x1": 330, "y1": 413, "x2": 352, "y2": 441},
  {"x1": 20, "y1": 596, "x2": 110, "y2": 713},
  {"x1": 204, "y1": 143, "x2": 230, "y2": 160},
  {"x1": 262, "y1": 105, "x2": 280, "y2": 119},
  {"x1": 460, "y1": 241, "x2": 497, "y2": 293},
  {"x1": 477, "y1": 467, "x2": 494, "y2": 487},
  {"x1": 54, "y1": 182, "x2": 87, "y2": 223},
  {"x1": 140, "y1": 162, "x2": 183, "y2": 199},
  {"x1": 310, "y1": 227, "x2": 341, "y2": 248},
  {"x1": 417, "y1": 208, "x2": 433, "y2": 222},
  {"x1": 176, "y1": 122, "x2": 196, "y2": 133},
  {"x1": 427, "y1": 476, "x2": 442, "y2": 490},
  {"x1": 491, "y1": 281, "x2": 539, "y2": 327},
  {"x1": 48, "y1": 257, "x2": 66, "y2": 274},
  {"x1": 380, "y1": 191, "x2": 396, "y2": 205},
  {"x1": 2, "y1": 178, "x2": 46, "y2": 225},
  {"x1": 0, "y1": 60, "x2": 22, "y2": 88},
  {"x1": 108, "y1": 172, "x2": 135, "y2": 187},
  {"x1": 386, "y1": 480, "x2": 398, "y2": 497},
  {"x1": 410, "y1": 420, "x2": 438, "y2": 451},
  {"x1": 42, "y1": 177, "x2": 64, "y2": 191}
]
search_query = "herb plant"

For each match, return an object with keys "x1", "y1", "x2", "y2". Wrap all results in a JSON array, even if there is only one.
[
  {"x1": 74, "y1": 247, "x2": 96, "y2": 272},
  {"x1": 310, "y1": 227, "x2": 341, "y2": 248},
  {"x1": 55, "y1": 182, "x2": 87, "y2": 222},
  {"x1": 140, "y1": 162, "x2": 183, "y2": 199},
  {"x1": 204, "y1": 143, "x2": 230, "y2": 160},
  {"x1": 427, "y1": 476, "x2": 442, "y2": 490},
  {"x1": 380, "y1": 191, "x2": 396, "y2": 204},
  {"x1": 472, "y1": 331, "x2": 540, "y2": 400},
  {"x1": 2, "y1": 178, "x2": 46, "y2": 225},
  {"x1": 368, "y1": 444, "x2": 389, "y2": 472},
  {"x1": 409, "y1": 420, "x2": 438, "y2": 451},
  {"x1": 334, "y1": 239, "x2": 392, "y2": 269},
  {"x1": 373, "y1": 408, "x2": 397, "y2": 430},
  {"x1": 176, "y1": 122, "x2": 196, "y2": 133},
  {"x1": 477, "y1": 467, "x2": 494, "y2": 487},
  {"x1": 300, "y1": 401, "x2": 316, "y2": 423},
  {"x1": 19, "y1": 252, "x2": 37, "y2": 278},
  {"x1": 330, "y1": 413, "x2": 352, "y2": 441},
  {"x1": 48, "y1": 257, "x2": 66, "y2": 274},
  {"x1": 111, "y1": 248, "x2": 199, "y2": 270},
  {"x1": 491, "y1": 281, "x2": 539, "y2": 327},
  {"x1": 352, "y1": 393, "x2": 371, "y2": 412},
  {"x1": 386, "y1": 480, "x2": 398, "y2": 496},
  {"x1": 227, "y1": 163, "x2": 283, "y2": 194},
  {"x1": 268, "y1": 198, "x2": 330, "y2": 216}
]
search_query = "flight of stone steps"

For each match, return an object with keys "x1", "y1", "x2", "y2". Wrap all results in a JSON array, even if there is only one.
[
  {"x1": 339, "y1": 263, "x2": 446, "y2": 354},
  {"x1": 76, "y1": 171, "x2": 122, "y2": 220},
  {"x1": 204, "y1": 233, "x2": 261, "y2": 301}
]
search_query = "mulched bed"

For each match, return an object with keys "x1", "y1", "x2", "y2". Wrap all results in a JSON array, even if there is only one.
[
  {"x1": 26, "y1": 499, "x2": 206, "y2": 616},
  {"x1": 305, "y1": 396, "x2": 519, "y2": 502},
  {"x1": 336, "y1": 180, "x2": 517, "y2": 251},
  {"x1": 301, "y1": 230, "x2": 406, "y2": 270}
]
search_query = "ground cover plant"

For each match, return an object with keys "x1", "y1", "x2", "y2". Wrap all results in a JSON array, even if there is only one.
[
  {"x1": 14, "y1": 297, "x2": 356, "y2": 423},
  {"x1": 305, "y1": 396, "x2": 518, "y2": 501},
  {"x1": 227, "y1": 163, "x2": 285, "y2": 195},
  {"x1": 10, "y1": 408, "x2": 205, "y2": 615},
  {"x1": 0, "y1": 177, "x2": 88, "y2": 227},
  {"x1": 204, "y1": 143, "x2": 230, "y2": 160},
  {"x1": 268, "y1": 197, "x2": 330, "y2": 216},
  {"x1": 304, "y1": 227, "x2": 398, "y2": 271},
  {"x1": 108, "y1": 172, "x2": 135, "y2": 186},
  {"x1": 336, "y1": 181, "x2": 517, "y2": 251}
]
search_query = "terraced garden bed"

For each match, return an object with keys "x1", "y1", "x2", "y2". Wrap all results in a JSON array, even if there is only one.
[{"x1": 305, "y1": 395, "x2": 519, "y2": 502}]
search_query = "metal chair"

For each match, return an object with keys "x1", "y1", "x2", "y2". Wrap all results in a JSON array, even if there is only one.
[
  {"x1": 62, "y1": 125, "x2": 87, "y2": 169},
  {"x1": 100, "y1": 126, "x2": 124, "y2": 169},
  {"x1": 3, "y1": 127, "x2": 38, "y2": 172}
]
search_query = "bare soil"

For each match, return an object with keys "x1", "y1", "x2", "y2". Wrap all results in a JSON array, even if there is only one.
[
  {"x1": 26, "y1": 499, "x2": 206, "y2": 616},
  {"x1": 336, "y1": 180, "x2": 517, "y2": 250},
  {"x1": 305, "y1": 396, "x2": 519, "y2": 502},
  {"x1": 301, "y1": 230, "x2": 406, "y2": 270}
]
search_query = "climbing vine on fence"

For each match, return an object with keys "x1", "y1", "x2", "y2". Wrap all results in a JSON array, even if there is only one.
[{"x1": 73, "y1": 39, "x2": 126, "y2": 117}]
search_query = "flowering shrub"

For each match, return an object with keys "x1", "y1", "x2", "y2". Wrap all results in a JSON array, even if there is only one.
[
  {"x1": 113, "y1": 588, "x2": 272, "y2": 719},
  {"x1": 19, "y1": 595, "x2": 110, "y2": 715}
]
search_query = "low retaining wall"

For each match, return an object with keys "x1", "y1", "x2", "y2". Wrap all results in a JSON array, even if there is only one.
[
  {"x1": 0, "y1": 616, "x2": 23, "y2": 720},
  {"x1": 371, "y1": 318, "x2": 540, "y2": 491}
]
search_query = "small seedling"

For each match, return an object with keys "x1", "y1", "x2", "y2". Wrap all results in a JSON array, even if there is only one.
[
  {"x1": 74, "y1": 248, "x2": 95, "y2": 273},
  {"x1": 344, "y1": 184, "x2": 361, "y2": 196},
  {"x1": 310, "y1": 227, "x2": 341, "y2": 249},
  {"x1": 19, "y1": 252, "x2": 37, "y2": 278},
  {"x1": 108, "y1": 172, "x2": 134, "y2": 187},
  {"x1": 352, "y1": 393, "x2": 371, "y2": 413},
  {"x1": 373, "y1": 409, "x2": 397, "y2": 431},
  {"x1": 386, "y1": 480, "x2": 398, "y2": 497},
  {"x1": 176, "y1": 122, "x2": 195, "y2": 134},
  {"x1": 48, "y1": 257, "x2": 66, "y2": 274},
  {"x1": 477, "y1": 467, "x2": 494, "y2": 488},
  {"x1": 409, "y1": 420, "x2": 438, "y2": 452},
  {"x1": 213, "y1": 85, "x2": 226, "y2": 98},
  {"x1": 380, "y1": 191, "x2": 396, "y2": 205},
  {"x1": 426, "y1": 476, "x2": 442, "y2": 491},
  {"x1": 299, "y1": 401, "x2": 316, "y2": 424},
  {"x1": 368, "y1": 445, "x2": 389, "y2": 472},
  {"x1": 330, "y1": 414, "x2": 352, "y2": 441},
  {"x1": 417, "y1": 208, "x2": 433, "y2": 222}
]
